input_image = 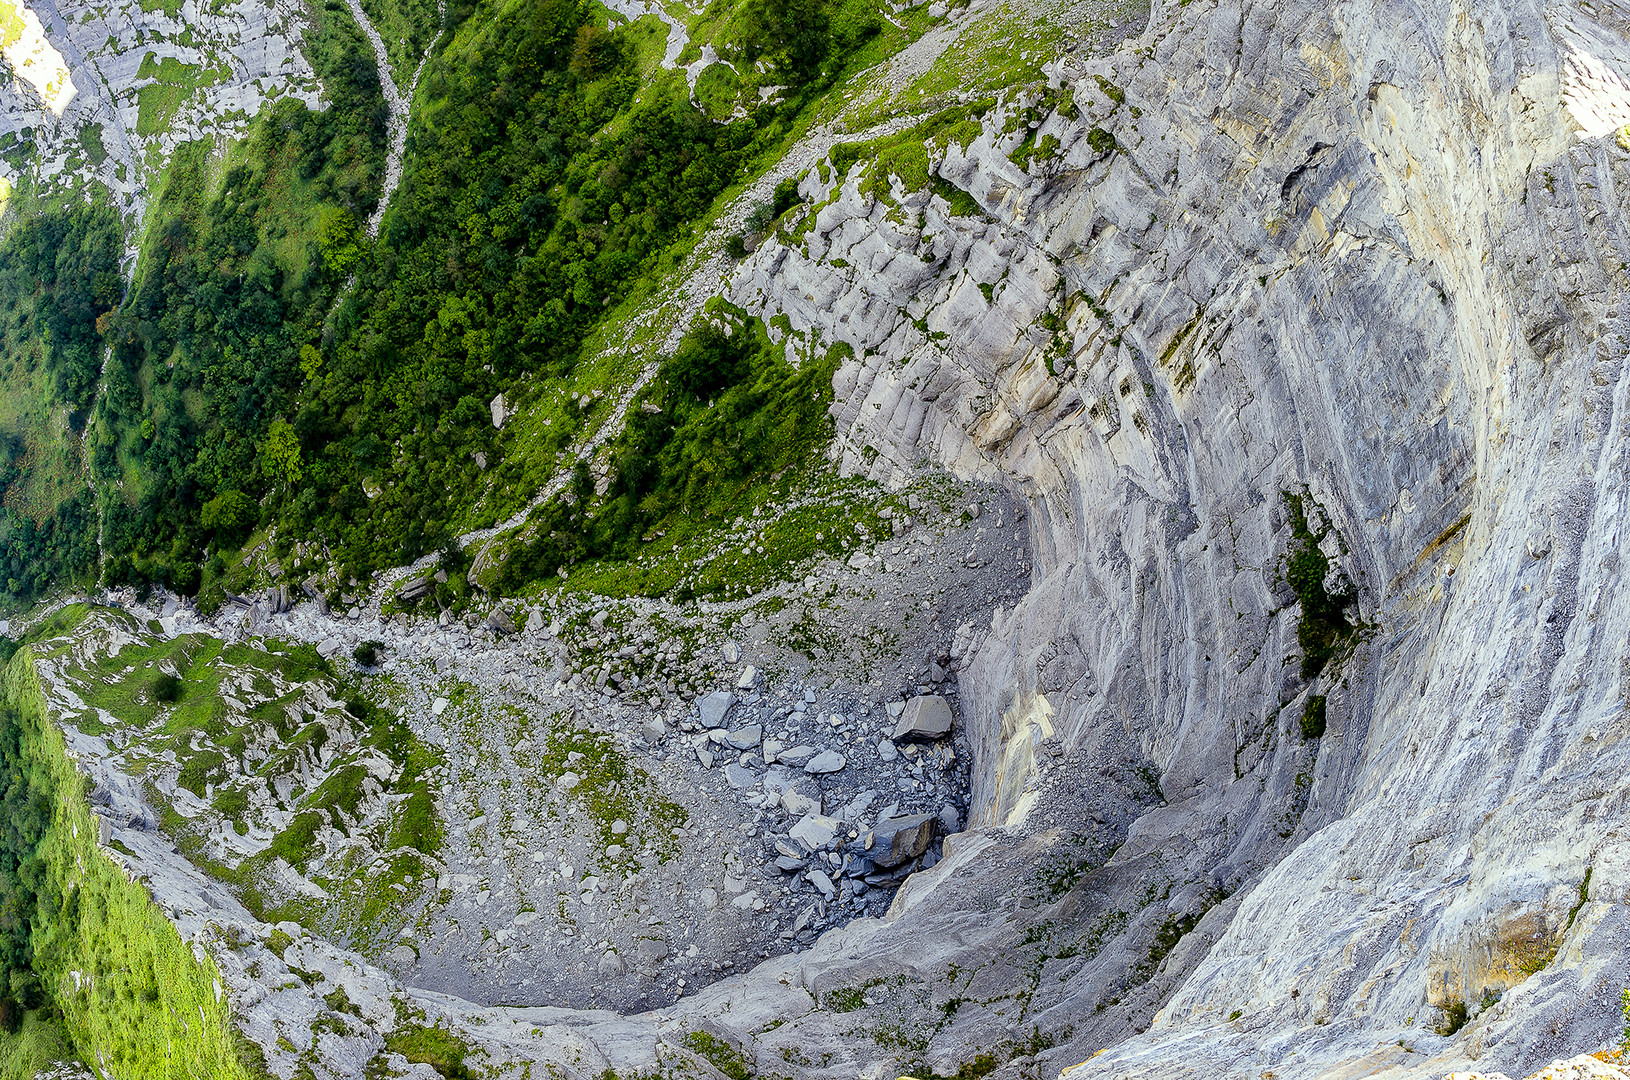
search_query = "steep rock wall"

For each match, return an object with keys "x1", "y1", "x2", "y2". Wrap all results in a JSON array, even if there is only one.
[{"x1": 718, "y1": 0, "x2": 1630, "y2": 1070}]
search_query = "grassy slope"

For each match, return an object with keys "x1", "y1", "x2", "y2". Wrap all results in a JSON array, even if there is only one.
[{"x1": 1, "y1": 642, "x2": 258, "y2": 1079}]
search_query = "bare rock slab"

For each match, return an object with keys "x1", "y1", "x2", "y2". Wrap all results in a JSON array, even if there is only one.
[
  {"x1": 865, "y1": 813, "x2": 937, "y2": 868},
  {"x1": 891, "y1": 695, "x2": 954, "y2": 742},
  {"x1": 698, "y1": 691, "x2": 735, "y2": 729}
]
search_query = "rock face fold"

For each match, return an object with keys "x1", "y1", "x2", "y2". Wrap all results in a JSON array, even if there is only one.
[
  {"x1": 712, "y1": 0, "x2": 1630, "y2": 1070},
  {"x1": 14, "y1": 0, "x2": 1630, "y2": 1068}
]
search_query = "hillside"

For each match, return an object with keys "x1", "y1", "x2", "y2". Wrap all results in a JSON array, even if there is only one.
[{"x1": 2, "y1": 0, "x2": 1630, "y2": 1073}]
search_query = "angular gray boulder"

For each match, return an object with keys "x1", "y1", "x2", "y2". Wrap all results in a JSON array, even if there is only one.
[
  {"x1": 864, "y1": 813, "x2": 937, "y2": 868},
  {"x1": 697, "y1": 691, "x2": 735, "y2": 728},
  {"x1": 891, "y1": 695, "x2": 954, "y2": 742}
]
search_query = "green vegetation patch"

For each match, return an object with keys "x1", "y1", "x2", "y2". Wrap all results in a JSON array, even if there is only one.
[
  {"x1": 384, "y1": 1019, "x2": 475, "y2": 1078},
  {"x1": 0, "y1": 648, "x2": 257, "y2": 1076},
  {"x1": 1300, "y1": 694, "x2": 1327, "y2": 740},
  {"x1": 0, "y1": 204, "x2": 121, "y2": 613},
  {"x1": 489, "y1": 314, "x2": 852, "y2": 601},
  {"x1": 682, "y1": 1030, "x2": 753, "y2": 1080},
  {"x1": 539, "y1": 725, "x2": 686, "y2": 859},
  {"x1": 1282, "y1": 492, "x2": 1357, "y2": 679},
  {"x1": 53, "y1": 610, "x2": 444, "y2": 958}
]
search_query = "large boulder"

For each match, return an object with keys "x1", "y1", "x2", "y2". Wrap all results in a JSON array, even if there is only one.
[
  {"x1": 483, "y1": 607, "x2": 517, "y2": 636},
  {"x1": 865, "y1": 813, "x2": 937, "y2": 868},
  {"x1": 396, "y1": 574, "x2": 436, "y2": 602},
  {"x1": 891, "y1": 695, "x2": 954, "y2": 742},
  {"x1": 698, "y1": 691, "x2": 736, "y2": 728}
]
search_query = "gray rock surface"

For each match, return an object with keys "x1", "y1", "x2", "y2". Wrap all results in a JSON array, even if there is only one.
[
  {"x1": 864, "y1": 813, "x2": 937, "y2": 868},
  {"x1": 891, "y1": 695, "x2": 955, "y2": 742},
  {"x1": 698, "y1": 690, "x2": 735, "y2": 728},
  {"x1": 18, "y1": 0, "x2": 1630, "y2": 1066}
]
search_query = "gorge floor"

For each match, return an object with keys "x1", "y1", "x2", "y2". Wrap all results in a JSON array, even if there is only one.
[{"x1": 47, "y1": 473, "x2": 1031, "y2": 1015}]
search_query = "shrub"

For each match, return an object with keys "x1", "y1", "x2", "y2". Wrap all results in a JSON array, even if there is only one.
[
  {"x1": 1301, "y1": 695, "x2": 1327, "y2": 740},
  {"x1": 1283, "y1": 493, "x2": 1357, "y2": 678},
  {"x1": 151, "y1": 672, "x2": 183, "y2": 704},
  {"x1": 1434, "y1": 998, "x2": 1468, "y2": 1036},
  {"x1": 199, "y1": 490, "x2": 255, "y2": 541},
  {"x1": 1621, "y1": 987, "x2": 1629, "y2": 1055},
  {"x1": 352, "y1": 640, "x2": 382, "y2": 667}
]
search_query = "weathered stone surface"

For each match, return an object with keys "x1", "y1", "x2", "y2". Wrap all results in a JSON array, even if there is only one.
[
  {"x1": 803, "y1": 750, "x2": 845, "y2": 775},
  {"x1": 864, "y1": 813, "x2": 936, "y2": 868},
  {"x1": 789, "y1": 814, "x2": 841, "y2": 852},
  {"x1": 890, "y1": 695, "x2": 954, "y2": 742},
  {"x1": 482, "y1": 608, "x2": 516, "y2": 636},
  {"x1": 698, "y1": 691, "x2": 735, "y2": 729},
  {"x1": 726, "y1": 725, "x2": 762, "y2": 750}
]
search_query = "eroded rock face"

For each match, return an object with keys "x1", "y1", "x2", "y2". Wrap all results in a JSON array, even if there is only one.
[
  {"x1": 18, "y1": 0, "x2": 1630, "y2": 1069},
  {"x1": 710, "y1": 0, "x2": 1630, "y2": 1070}
]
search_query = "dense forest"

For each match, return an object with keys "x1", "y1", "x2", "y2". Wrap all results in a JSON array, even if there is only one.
[
  {"x1": 0, "y1": 699, "x2": 60, "y2": 1030},
  {"x1": 0, "y1": 0, "x2": 881, "y2": 613},
  {"x1": 0, "y1": 208, "x2": 122, "y2": 608}
]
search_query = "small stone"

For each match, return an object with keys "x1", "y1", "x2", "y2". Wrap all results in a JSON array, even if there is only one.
[
  {"x1": 556, "y1": 771, "x2": 582, "y2": 790},
  {"x1": 431, "y1": 696, "x2": 450, "y2": 716},
  {"x1": 892, "y1": 695, "x2": 954, "y2": 742},
  {"x1": 483, "y1": 608, "x2": 517, "y2": 636},
  {"x1": 389, "y1": 945, "x2": 417, "y2": 967},
  {"x1": 699, "y1": 887, "x2": 719, "y2": 910},
  {"x1": 775, "y1": 855, "x2": 805, "y2": 872},
  {"x1": 526, "y1": 608, "x2": 545, "y2": 633},
  {"x1": 807, "y1": 868, "x2": 836, "y2": 900},
  {"x1": 644, "y1": 717, "x2": 668, "y2": 742},
  {"x1": 731, "y1": 890, "x2": 761, "y2": 910},
  {"x1": 804, "y1": 750, "x2": 846, "y2": 774},
  {"x1": 762, "y1": 737, "x2": 785, "y2": 763},
  {"x1": 877, "y1": 739, "x2": 898, "y2": 762},
  {"x1": 724, "y1": 763, "x2": 757, "y2": 789},
  {"x1": 727, "y1": 725, "x2": 762, "y2": 750},
  {"x1": 636, "y1": 938, "x2": 670, "y2": 964},
  {"x1": 777, "y1": 745, "x2": 817, "y2": 767},
  {"x1": 886, "y1": 700, "x2": 906, "y2": 718},
  {"x1": 598, "y1": 952, "x2": 628, "y2": 975},
  {"x1": 611, "y1": 819, "x2": 629, "y2": 835},
  {"x1": 722, "y1": 641, "x2": 742, "y2": 663},
  {"x1": 737, "y1": 666, "x2": 760, "y2": 689},
  {"x1": 698, "y1": 691, "x2": 736, "y2": 729},
  {"x1": 697, "y1": 747, "x2": 716, "y2": 768},
  {"x1": 803, "y1": 688, "x2": 817, "y2": 704}
]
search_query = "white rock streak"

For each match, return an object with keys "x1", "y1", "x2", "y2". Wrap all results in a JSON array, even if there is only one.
[
  {"x1": 338, "y1": 0, "x2": 441, "y2": 237},
  {"x1": 0, "y1": 0, "x2": 75, "y2": 114}
]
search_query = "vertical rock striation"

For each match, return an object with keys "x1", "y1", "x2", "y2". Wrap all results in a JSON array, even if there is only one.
[{"x1": 718, "y1": 0, "x2": 1630, "y2": 1070}]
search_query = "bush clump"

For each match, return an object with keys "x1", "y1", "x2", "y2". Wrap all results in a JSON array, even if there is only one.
[
  {"x1": 1434, "y1": 997, "x2": 1469, "y2": 1036},
  {"x1": 1301, "y1": 695, "x2": 1327, "y2": 740},
  {"x1": 1283, "y1": 493, "x2": 1357, "y2": 678}
]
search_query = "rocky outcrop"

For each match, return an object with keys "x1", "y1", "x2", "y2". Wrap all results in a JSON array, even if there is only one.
[
  {"x1": 14, "y1": 0, "x2": 1630, "y2": 1066},
  {"x1": 706, "y1": 0, "x2": 1630, "y2": 1069}
]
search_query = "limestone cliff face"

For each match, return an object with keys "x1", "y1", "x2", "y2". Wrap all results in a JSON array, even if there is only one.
[
  {"x1": 12, "y1": 0, "x2": 1630, "y2": 1068},
  {"x1": 0, "y1": 0, "x2": 317, "y2": 217},
  {"x1": 718, "y1": 0, "x2": 1630, "y2": 1069}
]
